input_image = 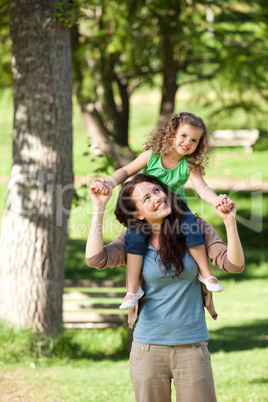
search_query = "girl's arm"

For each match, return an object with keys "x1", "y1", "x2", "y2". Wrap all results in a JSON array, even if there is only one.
[
  {"x1": 190, "y1": 170, "x2": 219, "y2": 206},
  {"x1": 190, "y1": 170, "x2": 231, "y2": 210},
  {"x1": 91, "y1": 149, "x2": 151, "y2": 194}
]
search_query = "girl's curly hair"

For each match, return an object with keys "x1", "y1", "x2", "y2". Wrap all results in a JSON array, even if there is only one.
[
  {"x1": 114, "y1": 174, "x2": 187, "y2": 277},
  {"x1": 144, "y1": 112, "x2": 209, "y2": 175}
]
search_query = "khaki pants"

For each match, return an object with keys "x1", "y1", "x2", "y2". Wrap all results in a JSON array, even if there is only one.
[{"x1": 129, "y1": 341, "x2": 217, "y2": 402}]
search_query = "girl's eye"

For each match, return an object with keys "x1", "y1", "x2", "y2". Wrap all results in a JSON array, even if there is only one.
[
  {"x1": 154, "y1": 188, "x2": 160, "y2": 194},
  {"x1": 144, "y1": 196, "x2": 150, "y2": 202},
  {"x1": 181, "y1": 134, "x2": 186, "y2": 138}
]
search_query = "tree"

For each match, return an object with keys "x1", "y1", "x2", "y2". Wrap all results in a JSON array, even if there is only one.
[
  {"x1": 0, "y1": 0, "x2": 73, "y2": 336},
  {"x1": 0, "y1": 0, "x2": 12, "y2": 88},
  {"x1": 68, "y1": 0, "x2": 268, "y2": 154}
]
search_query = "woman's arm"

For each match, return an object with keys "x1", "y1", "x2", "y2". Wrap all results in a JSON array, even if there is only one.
[
  {"x1": 85, "y1": 184, "x2": 127, "y2": 269},
  {"x1": 215, "y1": 202, "x2": 245, "y2": 267},
  {"x1": 199, "y1": 201, "x2": 245, "y2": 272},
  {"x1": 85, "y1": 185, "x2": 112, "y2": 260}
]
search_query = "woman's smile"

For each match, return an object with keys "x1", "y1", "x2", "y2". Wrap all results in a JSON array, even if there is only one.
[
  {"x1": 155, "y1": 200, "x2": 167, "y2": 211},
  {"x1": 132, "y1": 182, "x2": 171, "y2": 223}
]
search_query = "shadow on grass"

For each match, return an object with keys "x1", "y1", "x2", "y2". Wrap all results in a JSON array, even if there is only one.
[
  {"x1": 61, "y1": 319, "x2": 268, "y2": 362},
  {"x1": 209, "y1": 319, "x2": 268, "y2": 354}
]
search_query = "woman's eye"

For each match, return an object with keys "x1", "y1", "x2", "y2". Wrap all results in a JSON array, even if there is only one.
[
  {"x1": 144, "y1": 196, "x2": 150, "y2": 202},
  {"x1": 154, "y1": 188, "x2": 160, "y2": 193}
]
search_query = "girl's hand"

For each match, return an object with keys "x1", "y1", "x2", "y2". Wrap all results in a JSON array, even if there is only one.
[
  {"x1": 215, "y1": 194, "x2": 233, "y2": 212},
  {"x1": 89, "y1": 180, "x2": 112, "y2": 207},
  {"x1": 214, "y1": 199, "x2": 237, "y2": 221},
  {"x1": 90, "y1": 178, "x2": 111, "y2": 195}
]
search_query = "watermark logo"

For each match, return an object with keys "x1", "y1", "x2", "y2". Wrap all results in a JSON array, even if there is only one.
[{"x1": 1, "y1": 170, "x2": 265, "y2": 234}]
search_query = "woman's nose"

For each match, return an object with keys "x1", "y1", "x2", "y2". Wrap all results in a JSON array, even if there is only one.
[{"x1": 153, "y1": 194, "x2": 161, "y2": 202}]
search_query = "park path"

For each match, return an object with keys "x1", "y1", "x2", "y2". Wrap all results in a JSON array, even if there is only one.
[{"x1": 0, "y1": 175, "x2": 267, "y2": 192}]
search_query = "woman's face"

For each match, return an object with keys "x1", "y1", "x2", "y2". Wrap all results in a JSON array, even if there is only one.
[{"x1": 131, "y1": 181, "x2": 171, "y2": 225}]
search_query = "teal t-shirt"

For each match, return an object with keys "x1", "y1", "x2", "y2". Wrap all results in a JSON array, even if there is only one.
[
  {"x1": 141, "y1": 149, "x2": 189, "y2": 203},
  {"x1": 133, "y1": 244, "x2": 209, "y2": 345}
]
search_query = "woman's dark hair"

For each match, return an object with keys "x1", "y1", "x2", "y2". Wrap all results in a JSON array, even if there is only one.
[{"x1": 114, "y1": 174, "x2": 187, "y2": 277}]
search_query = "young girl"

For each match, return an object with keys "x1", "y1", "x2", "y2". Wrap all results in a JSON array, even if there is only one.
[{"x1": 91, "y1": 112, "x2": 232, "y2": 309}]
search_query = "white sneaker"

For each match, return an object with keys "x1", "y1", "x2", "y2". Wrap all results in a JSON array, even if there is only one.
[
  {"x1": 119, "y1": 286, "x2": 144, "y2": 310},
  {"x1": 198, "y1": 274, "x2": 224, "y2": 292}
]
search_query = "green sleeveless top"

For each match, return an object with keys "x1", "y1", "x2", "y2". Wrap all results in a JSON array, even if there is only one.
[{"x1": 141, "y1": 150, "x2": 189, "y2": 203}]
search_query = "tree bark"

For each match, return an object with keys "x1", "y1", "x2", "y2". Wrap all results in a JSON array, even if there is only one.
[
  {"x1": 80, "y1": 105, "x2": 135, "y2": 168},
  {"x1": 0, "y1": 0, "x2": 73, "y2": 336},
  {"x1": 158, "y1": 0, "x2": 181, "y2": 122},
  {"x1": 159, "y1": 28, "x2": 179, "y2": 121}
]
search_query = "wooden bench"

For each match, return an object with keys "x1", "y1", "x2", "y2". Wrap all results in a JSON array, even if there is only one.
[
  {"x1": 209, "y1": 129, "x2": 259, "y2": 154},
  {"x1": 63, "y1": 279, "x2": 128, "y2": 329}
]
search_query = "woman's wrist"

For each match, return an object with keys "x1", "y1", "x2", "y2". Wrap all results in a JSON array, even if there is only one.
[
  {"x1": 92, "y1": 205, "x2": 106, "y2": 214},
  {"x1": 223, "y1": 216, "x2": 236, "y2": 228}
]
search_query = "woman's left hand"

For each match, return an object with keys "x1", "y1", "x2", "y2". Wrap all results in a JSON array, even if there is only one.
[{"x1": 214, "y1": 199, "x2": 237, "y2": 221}]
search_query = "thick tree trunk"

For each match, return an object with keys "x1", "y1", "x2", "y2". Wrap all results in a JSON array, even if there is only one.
[{"x1": 0, "y1": 0, "x2": 73, "y2": 335}]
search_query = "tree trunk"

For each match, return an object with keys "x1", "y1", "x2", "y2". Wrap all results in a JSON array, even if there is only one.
[
  {"x1": 0, "y1": 0, "x2": 73, "y2": 336},
  {"x1": 159, "y1": 33, "x2": 178, "y2": 122},
  {"x1": 81, "y1": 105, "x2": 135, "y2": 168}
]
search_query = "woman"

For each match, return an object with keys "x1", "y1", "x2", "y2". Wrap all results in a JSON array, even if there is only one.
[{"x1": 85, "y1": 174, "x2": 244, "y2": 402}]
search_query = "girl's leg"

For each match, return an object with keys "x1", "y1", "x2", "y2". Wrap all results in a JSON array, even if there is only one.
[
  {"x1": 119, "y1": 254, "x2": 144, "y2": 309},
  {"x1": 125, "y1": 253, "x2": 143, "y2": 300},
  {"x1": 189, "y1": 245, "x2": 223, "y2": 292},
  {"x1": 181, "y1": 206, "x2": 223, "y2": 292},
  {"x1": 120, "y1": 227, "x2": 148, "y2": 309}
]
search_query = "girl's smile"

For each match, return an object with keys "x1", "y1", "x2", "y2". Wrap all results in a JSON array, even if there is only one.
[{"x1": 172, "y1": 124, "x2": 204, "y2": 159}]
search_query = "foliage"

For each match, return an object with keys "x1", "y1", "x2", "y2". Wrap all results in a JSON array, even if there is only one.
[
  {"x1": 1, "y1": 1, "x2": 268, "y2": 147},
  {"x1": 192, "y1": 1, "x2": 268, "y2": 126},
  {"x1": 54, "y1": 0, "x2": 268, "y2": 149},
  {"x1": 0, "y1": 321, "x2": 129, "y2": 364},
  {"x1": 0, "y1": 0, "x2": 12, "y2": 88}
]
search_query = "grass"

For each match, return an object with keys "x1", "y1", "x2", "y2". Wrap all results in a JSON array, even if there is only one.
[{"x1": 0, "y1": 269, "x2": 267, "y2": 401}]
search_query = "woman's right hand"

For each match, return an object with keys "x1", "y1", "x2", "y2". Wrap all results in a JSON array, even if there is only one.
[{"x1": 89, "y1": 178, "x2": 112, "y2": 207}]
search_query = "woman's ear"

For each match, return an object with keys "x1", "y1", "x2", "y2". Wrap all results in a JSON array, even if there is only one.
[{"x1": 133, "y1": 211, "x2": 145, "y2": 221}]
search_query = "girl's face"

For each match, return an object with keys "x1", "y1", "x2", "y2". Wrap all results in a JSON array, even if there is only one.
[
  {"x1": 131, "y1": 182, "x2": 171, "y2": 225},
  {"x1": 173, "y1": 123, "x2": 203, "y2": 158}
]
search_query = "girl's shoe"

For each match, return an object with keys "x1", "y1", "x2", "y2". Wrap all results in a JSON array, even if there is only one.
[
  {"x1": 119, "y1": 287, "x2": 144, "y2": 310},
  {"x1": 198, "y1": 274, "x2": 224, "y2": 292}
]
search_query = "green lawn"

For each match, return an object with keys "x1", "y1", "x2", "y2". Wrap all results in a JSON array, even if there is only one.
[{"x1": 0, "y1": 271, "x2": 267, "y2": 401}]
